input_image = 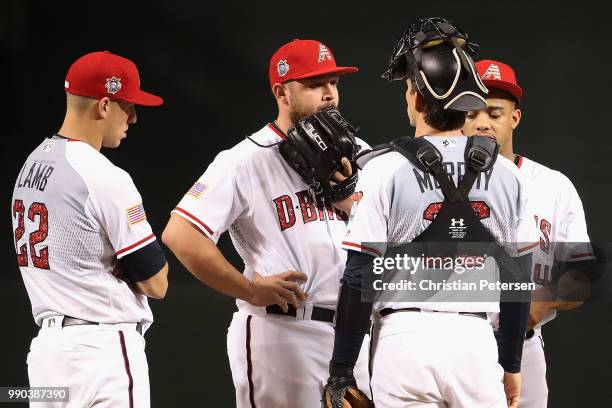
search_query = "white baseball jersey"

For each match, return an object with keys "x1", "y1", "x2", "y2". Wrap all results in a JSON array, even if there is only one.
[
  {"x1": 172, "y1": 124, "x2": 370, "y2": 310},
  {"x1": 11, "y1": 135, "x2": 155, "y2": 326},
  {"x1": 516, "y1": 155, "x2": 594, "y2": 326},
  {"x1": 343, "y1": 135, "x2": 538, "y2": 313}
]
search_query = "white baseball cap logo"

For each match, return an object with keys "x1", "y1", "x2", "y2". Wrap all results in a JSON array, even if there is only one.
[
  {"x1": 317, "y1": 44, "x2": 332, "y2": 63},
  {"x1": 482, "y1": 64, "x2": 501, "y2": 80}
]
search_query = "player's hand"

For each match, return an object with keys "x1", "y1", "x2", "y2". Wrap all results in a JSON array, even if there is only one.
[
  {"x1": 527, "y1": 301, "x2": 552, "y2": 330},
  {"x1": 248, "y1": 271, "x2": 307, "y2": 312},
  {"x1": 322, "y1": 375, "x2": 373, "y2": 408},
  {"x1": 331, "y1": 158, "x2": 354, "y2": 213},
  {"x1": 331, "y1": 157, "x2": 353, "y2": 183},
  {"x1": 503, "y1": 372, "x2": 521, "y2": 408}
]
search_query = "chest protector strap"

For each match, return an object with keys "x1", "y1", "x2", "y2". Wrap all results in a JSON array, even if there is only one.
[
  {"x1": 387, "y1": 136, "x2": 499, "y2": 244},
  {"x1": 387, "y1": 136, "x2": 499, "y2": 202}
]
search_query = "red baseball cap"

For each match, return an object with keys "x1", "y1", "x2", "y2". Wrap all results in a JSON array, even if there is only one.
[
  {"x1": 475, "y1": 59, "x2": 523, "y2": 102},
  {"x1": 64, "y1": 51, "x2": 163, "y2": 106},
  {"x1": 269, "y1": 39, "x2": 358, "y2": 87}
]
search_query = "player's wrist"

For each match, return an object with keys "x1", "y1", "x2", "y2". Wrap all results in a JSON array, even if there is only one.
[
  {"x1": 240, "y1": 275, "x2": 256, "y2": 303},
  {"x1": 329, "y1": 361, "x2": 355, "y2": 379}
]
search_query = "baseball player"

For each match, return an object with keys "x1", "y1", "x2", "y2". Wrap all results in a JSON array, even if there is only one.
[
  {"x1": 322, "y1": 18, "x2": 539, "y2": 408},
  {"x1": 463, "y1": 59, "x2": 595, "y2": 408},
  {"x1": 162, "y1": 39, "x2": 370, "y2": 407},
  {"x1": 12, "y1": 51, "x2": 168, "y2": 407}
]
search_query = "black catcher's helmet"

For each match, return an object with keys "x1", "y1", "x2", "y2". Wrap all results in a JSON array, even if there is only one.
[{"x1": 382, "y1": 17, "x2": 488, "y2": 111}]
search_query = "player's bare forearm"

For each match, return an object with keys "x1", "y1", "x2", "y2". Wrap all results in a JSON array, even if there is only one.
[
  {"x1": 503, "y1": 372, "x2": 521, "y2": 408},
  {"x1": 162, "y1": 215, "x2": 307, "y2": 310},
  {"x1": 528, "y1": 300, "x2": 584, "y2": 329},
  {"x1": 162, "y1": 215, "x2": 252, "y2": 300},
  {"x1": 554, "y1": 300, "x2": 583, "y2": 310},
  {"x1": 136, "y1": 263, "x2": 169, "y2": 299}
]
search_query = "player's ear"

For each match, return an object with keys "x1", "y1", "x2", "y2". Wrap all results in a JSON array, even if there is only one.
[
  {"x1": 511, "y1": 108, "x2": 522, "y2": 130},
  {"x1": 97, "y1": 97, "x2": 111, "y2": 119},
  {"x1": 414, "y1": 90, "x2": 425, "y2": 113},
  {"x1": 272, "y1": 83, "x2": 288, "y2": 104}
]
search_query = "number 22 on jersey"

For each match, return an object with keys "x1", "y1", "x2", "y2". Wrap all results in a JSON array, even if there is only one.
[{"x1": 12, "y1": 199, "x2": 50, "y2": 269}]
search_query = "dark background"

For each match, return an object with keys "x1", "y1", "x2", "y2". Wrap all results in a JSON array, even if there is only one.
[{"x1": 2, "y1": 1, "x2": 611, "y2": 406}]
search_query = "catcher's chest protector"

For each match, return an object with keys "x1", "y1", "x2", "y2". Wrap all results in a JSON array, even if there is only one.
[{"x1": 389, "y1": 136, "x2": 499, "y2": 245}]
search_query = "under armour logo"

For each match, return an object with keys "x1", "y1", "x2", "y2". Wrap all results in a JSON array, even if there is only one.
[
  {"x1": 450, "y1": 218, "x2": 465, "y2": 227},
  {"x1": 318, "y1": 44, "x2": 332, "y2": 63}
]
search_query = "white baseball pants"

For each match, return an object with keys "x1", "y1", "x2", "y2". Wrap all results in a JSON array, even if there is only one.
[
  {"x1": 27, "y1": 316, "x2": 149, "y2": 408},
  {"x1": 370, "y1": 311, "x2": 506, "y2": 408},
  {"x1": 227, "y1": 311, "x2": 371, "y2": 408}
]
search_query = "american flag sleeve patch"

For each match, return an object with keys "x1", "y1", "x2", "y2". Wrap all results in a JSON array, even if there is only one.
[
  {"x1": 187, "y1": 182, "x2": 207, "y2": 198},
  {"x1": 126, "y1": 203, "x2": 146, "y2": 225}
]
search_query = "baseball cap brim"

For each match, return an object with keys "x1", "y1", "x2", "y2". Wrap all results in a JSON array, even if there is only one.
[
  {"x1": 122, "y1": 90, "x2": 164, "y2": 106},
  {"x1": 290, "y1": 66, "x2": 359, "y2": 81},
  {"x1": 482, "y1": 79, "x2": 522, "y2": 102}
]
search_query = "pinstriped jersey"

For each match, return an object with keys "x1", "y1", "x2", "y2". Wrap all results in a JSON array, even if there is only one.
[
  {"x1": 11, "y1": 135, "x2": 156, "y2": 326},
  {"x1": 172, "y1": 124, "x2": 370, "y2": 310}
]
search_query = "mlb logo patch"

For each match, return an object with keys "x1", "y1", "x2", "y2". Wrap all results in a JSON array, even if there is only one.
[
  {"x1": 105, "y1": 76, "x2": 122, "y2": 95},
  {"x1": 277, "y1": 60, "x2": 290, "y2": 77},
  {"x1": 441, "y1": 139, "x2": 457, "y2": 148},
  {"x1": 126, "y1": 203, "x2": 146, "y2": 225},
  {"x1": 187, "y1": 182, "x2": 208, "y2": 198}
]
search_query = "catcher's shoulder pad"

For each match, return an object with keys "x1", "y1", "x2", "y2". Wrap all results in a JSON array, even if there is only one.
[
  {"x1": 464, "y1": 135, "x2": 499, "y2": 172},
  {"x1": 356, "y1": 135, "x2": 441, "y2": 173}
]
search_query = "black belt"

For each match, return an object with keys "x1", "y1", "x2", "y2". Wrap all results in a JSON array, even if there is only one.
[
  {"x1": 266, "y1": 305, "x2": 335, "y2": 323},
  {"x1": 493, "y1": 329, "x2": 536, "y2": 340},
  {"x1": 62, "y1": 316, "x2": 99, "y2": 327},
  {"x1": 379, "y1": 307, "x2": 488, "y2": 320},
  {"x1": 56, "y1": 316, "x2": 143, "y2": 335}
]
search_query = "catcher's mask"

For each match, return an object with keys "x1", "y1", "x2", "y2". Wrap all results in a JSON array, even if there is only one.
[{"x1": 382, "y1": 17, "x2": 488, "y2": 111}]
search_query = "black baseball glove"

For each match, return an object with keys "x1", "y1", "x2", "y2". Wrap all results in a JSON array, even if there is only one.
[
  {"x1": 322, "y1": 375, "x2": 373, "y2": 408},
  {"x1": 279, "y1": 107, "x2": 360, "y2": 203}
]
